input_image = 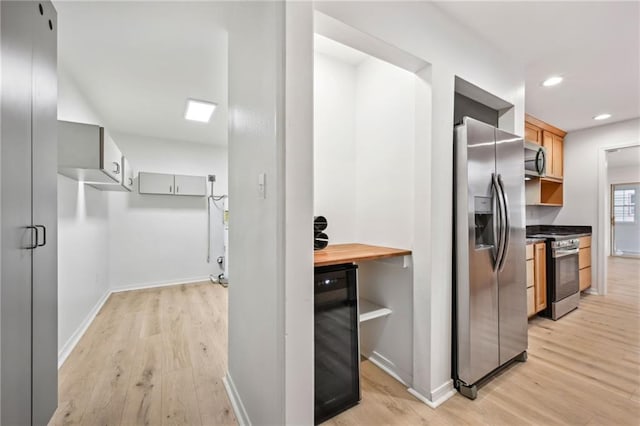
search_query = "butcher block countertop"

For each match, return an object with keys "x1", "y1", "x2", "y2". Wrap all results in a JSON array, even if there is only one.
[{"x1": 314, "y1": 243, "x2": 412, "y2": 267}]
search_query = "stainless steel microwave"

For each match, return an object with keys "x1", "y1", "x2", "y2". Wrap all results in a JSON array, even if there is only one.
[{"x1": 524, "y1": 141, "x2": 546, "y2": 178}]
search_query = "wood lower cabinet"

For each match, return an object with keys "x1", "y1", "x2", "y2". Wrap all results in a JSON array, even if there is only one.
[
  {"x1": 527, "y1": 287, "x2": 535, "y2": 317},
  {"x1": 578, "y1": 236, "x2": 592, "y2": 291},
  {"x1": 534, "y1": 243, "x2": 547, "y2": 312},
  {"x1": 526, "y1": 242, "x2": 547, "y2": 317}
]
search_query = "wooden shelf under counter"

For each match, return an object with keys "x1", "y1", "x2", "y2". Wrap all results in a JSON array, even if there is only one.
[{"x1": 314, "y1": 243, "x2": 412, "y2": 267}]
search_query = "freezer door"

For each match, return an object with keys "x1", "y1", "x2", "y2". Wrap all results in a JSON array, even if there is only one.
[
  {"x1": 455, "y1": 117, "x2": 500, "y2": 385},
  {"x1": 495, "y1": 128, "x2": 528, "y2": 363}
]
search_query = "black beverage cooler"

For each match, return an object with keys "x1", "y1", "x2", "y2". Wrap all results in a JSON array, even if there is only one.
[{"x1": 314, "y1": 263, "x2": 360, "y2": 424}]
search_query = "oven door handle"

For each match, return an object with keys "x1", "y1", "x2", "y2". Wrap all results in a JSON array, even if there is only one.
[{"x1": 553, "y1": 248, "x2": 579, "y2": 258}]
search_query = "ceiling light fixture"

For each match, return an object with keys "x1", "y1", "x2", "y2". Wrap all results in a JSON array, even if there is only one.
[
  {"x1": 185, "y1": 99, "x2": 216, "y2": 123},
  {"x1": 593, "y1": 113, "x2": 612, "y2": 121},
  {"x1": 542, "y1": 76, "x2": 563, "y2": 87}
]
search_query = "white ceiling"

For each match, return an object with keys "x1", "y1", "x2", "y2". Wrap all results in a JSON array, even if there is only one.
[
  {"x1": 434, "y1": 1, "x2": 640, "y2": 132},
  {"x1": 607, "y1": 146, "x2": 640, "y2": 168},
  {"x1": 56, "y1": 2, "x2": 639, "y2": 142},
  {"x1": 55, "y1": 1, "x2": 229, "y2": 146}
]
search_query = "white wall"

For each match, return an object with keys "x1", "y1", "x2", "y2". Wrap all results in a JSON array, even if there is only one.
[
  {"x1": 313, "y1": 52, "x2": 357, "y2": 243},
  {"x1": 57, "y1": 68, "x2": 111, "y2": 356},
  {"x1": 226, "y1": 2, "x2": 287, "y2": 424},
  {"x1": 107, "y1": 133, "x2": 228, "y2": 291},
  {"x1": 547, "y1": 119, "x2": 640, "y2": 292},
  {"x1": 314, "y1": 1, "x2": 525, "y2": 404},
  {"x1": 354, "y1": 57, "x2": 415, "y2": 248}
]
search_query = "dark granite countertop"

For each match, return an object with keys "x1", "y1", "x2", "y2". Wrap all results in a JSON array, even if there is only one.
[{"x1": 525, "y1": 225, "x2": 592, "y2": 241}]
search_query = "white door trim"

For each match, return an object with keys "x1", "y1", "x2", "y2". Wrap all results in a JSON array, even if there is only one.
[{"x1": 597, "y1": 140, "x2": 640, "y2": 295}]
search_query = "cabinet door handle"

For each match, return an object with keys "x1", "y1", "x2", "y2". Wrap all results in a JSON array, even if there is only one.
[
  {"x1": 113, "y1": 162, "x2": 120, "y2": 174},
  {"x1": 25, "y1": 226, "x2": 38, "y2": 250},
  {"x1": 176, "y1": 186, "x2": 180, "y2": 194},
  {"x1": 35, "y1": 225, "x2": 46, "y2": 247},
  {"x1": 169, "y1": 185, "x2": 172, "y2": 193},
  {"x1": 128, "y1": 177, "x2": 133, "y2": 186}
]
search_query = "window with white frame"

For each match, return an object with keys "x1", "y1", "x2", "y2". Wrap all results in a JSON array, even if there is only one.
[{"x1": 613, "y1": 188, "x2": 636, "y2": 223}]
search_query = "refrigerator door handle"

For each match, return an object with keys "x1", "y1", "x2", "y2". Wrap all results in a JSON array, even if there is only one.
[
  {"x1": 497, "y1": 174, "x2": 510, "y2": 270},
  {"x1": 492, "y1": 173, "x2": 505, "y2": 269}
]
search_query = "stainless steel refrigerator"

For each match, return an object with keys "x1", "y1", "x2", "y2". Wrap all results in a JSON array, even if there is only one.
[{"x1": 453, "y1": 117, "x2": 527, "y2": 399}]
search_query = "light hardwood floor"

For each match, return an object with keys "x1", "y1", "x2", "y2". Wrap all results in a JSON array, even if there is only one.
[
  {"x1": 52, "y1": 257, "x2": 639, "y2": 425},
  {"x1": 326, "y1": 256, "x2": 640, "y2": 425},
  {"x1": 50, "y1": 283, "x2": 236, "y2": 426}
]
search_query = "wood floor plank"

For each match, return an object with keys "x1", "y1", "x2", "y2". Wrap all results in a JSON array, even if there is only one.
[
  {"x1": 162, "y1": 367, "x2": 202, "y2": 426},
  {"x1": 120, "y1": 334, "x2": 163, "y2": 426}
]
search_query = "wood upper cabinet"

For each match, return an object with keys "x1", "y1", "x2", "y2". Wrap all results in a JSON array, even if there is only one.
[
  {"x1": 542, "y1": 130, "x2": 564, "y2": 179},
  {"x1": 534, "y1": 243, "x2": 547, "y2": 312},
  {"x1": 525, "y1": 122, "x2": 542, "y2": 145},
  {"x1": 553, "y1": 135, "x2": 563, "y2": 178}
]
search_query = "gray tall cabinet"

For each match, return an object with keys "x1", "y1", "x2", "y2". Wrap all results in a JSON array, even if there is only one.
[{"x1": 1, "y1": 1, "x2": 58, "y2": 425}]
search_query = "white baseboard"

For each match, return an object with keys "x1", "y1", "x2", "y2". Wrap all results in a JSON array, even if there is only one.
[
  {"x1": 110, "y1": 276, "x2": 211, "y2": 293},
  {"x1": 223, "y1": 372, "x2": 251, "y2": 426},
  {"x1": 366, "y1": 351, "x2": 411, "y2": 387},
  {"x1": 58, "y1": 289, "x2": 111, "y2": 369},
  {"x1": 408, "y1": 380, "x2": 456, "y2": 409}
]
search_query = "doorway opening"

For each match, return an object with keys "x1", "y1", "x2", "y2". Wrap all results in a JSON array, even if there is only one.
[{"x1": 53, "y1": 2, "x2": 234, "y2": 424}]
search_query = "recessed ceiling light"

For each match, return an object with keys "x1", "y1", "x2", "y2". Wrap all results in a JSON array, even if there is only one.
[
  {"x1": 542, "y1": 76, "x2": 563, "y2": 87},
  {"x1": 185, "y1": 99, "x2": 216, "y2": 122},
  {"x1": 593, "y1": 113, "x2": 612, "y2": 121}
]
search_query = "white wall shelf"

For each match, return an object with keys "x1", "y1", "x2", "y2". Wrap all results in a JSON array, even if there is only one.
[{"x1": 359, "y1": 299, "x2": 392, "y2": 323}]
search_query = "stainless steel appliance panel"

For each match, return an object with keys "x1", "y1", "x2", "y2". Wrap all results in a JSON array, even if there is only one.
[
  {"x1": 455, "y1": 118, "x2": 500, "y2": 385},
  {"x1": 31, "y1": 2, "x2": 59, "y2": 423},
  {"x1": 1, "y1": 2, "x2": 35, "y2": 423},
  {"x1": 552, "y1": 245, "x2": 580, "y2": 301},
  {"x1": 524, "y1": 141, "x2": 546, "y2": 178},
  {"x1": 495, "y1": 129, "x2": 528, "y2": 364}
]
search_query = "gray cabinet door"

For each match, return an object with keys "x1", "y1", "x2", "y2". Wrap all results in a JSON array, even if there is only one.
[
  {"x1": 1, "y1": 2, "x2": 35, "y2": 424},
  {"x1": 122, "y1": 156, "x2": 135, "y2": 191},
  {"x1": 175, "y1": 174, "x2": 207, "y2": 196},
  {"x1": 139, "y1": 172, "x2": 175, "y2": 195},
  {"x1": 31, "y1": 1, "x2": 59, "y2": 424}
]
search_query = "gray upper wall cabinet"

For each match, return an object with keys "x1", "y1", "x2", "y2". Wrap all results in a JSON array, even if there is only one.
[
  {"x1": 1, "y1": 1, "x2": 59, "y2": 424},
  {"x1": 58, "y1": 120, "x2": 124, "y2": 185},
  {"x1": 139, "y1": 172, "x2": 207, "y2": 196},
  {"x1": 88, "y1": 155, "x2": 134, "y2": 192}
]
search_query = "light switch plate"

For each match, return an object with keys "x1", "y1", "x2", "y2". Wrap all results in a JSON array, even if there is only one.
[{"x1": 258, "y1": 173, "x2": 266, "y2": 199}]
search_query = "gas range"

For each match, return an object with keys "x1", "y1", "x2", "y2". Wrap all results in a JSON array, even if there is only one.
[{"x1": 526, "y1": 225, "x2": 592, "y2": 321}]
